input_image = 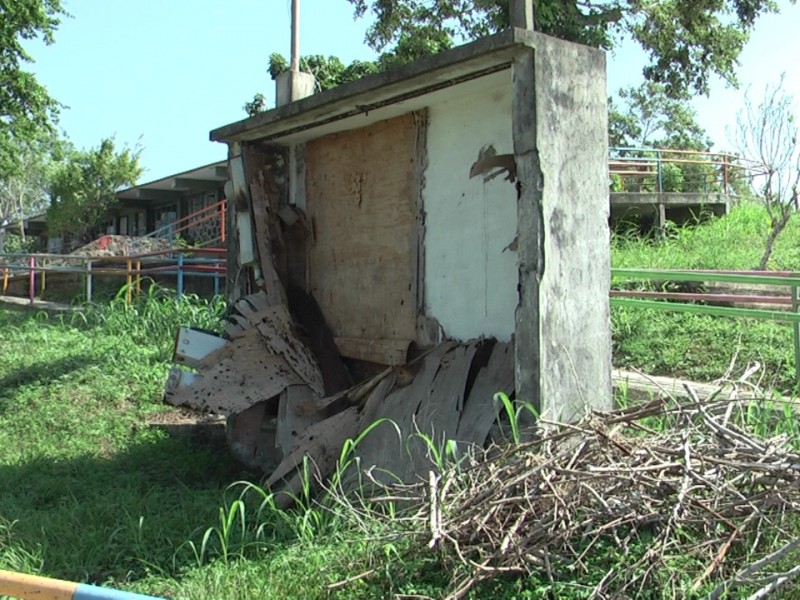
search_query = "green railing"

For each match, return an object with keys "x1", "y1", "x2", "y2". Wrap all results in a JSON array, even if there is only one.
[
  {"x1": 608, "y1": 147, "x2": 757, "y2": 195},
  {"x1": 611, "y1": 268, "x2": 800, "y2": 384}
]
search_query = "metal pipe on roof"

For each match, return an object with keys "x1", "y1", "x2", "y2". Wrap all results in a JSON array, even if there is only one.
[{"x1": 291, "y1": 0, "x2": 300, "y2": 73}]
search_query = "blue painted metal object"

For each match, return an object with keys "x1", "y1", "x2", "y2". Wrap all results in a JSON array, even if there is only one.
[{"x1": 0, "y1": 568, "x2": 163, "y2": 599}]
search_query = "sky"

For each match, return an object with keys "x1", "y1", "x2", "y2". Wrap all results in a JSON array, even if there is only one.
[{"x1": 23, "y1": 0, "x2": 800, "y2": 183}]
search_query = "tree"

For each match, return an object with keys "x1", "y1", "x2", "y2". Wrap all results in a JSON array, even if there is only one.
[
  {"x1": 608, "y1": 82, "x2": 720, "y2": 194},
  {"x1": 0, "y1": 131, "x2": 64, "y2": 252},
  {"x1": 346, "y1": 0, "x2": 788, "y2": 98},
  {"x1": 47, "y1": 138, "x2": 143, "y2": 243},
  {"x1": 609, "y1": 82, "x2": 711, "y2": 150},
  {"x1": 0, "y1": 0, "x2": 66, "y2": 179},
  {"x1": 736, "y1": 77, "x2": 800, "y2": 270}
]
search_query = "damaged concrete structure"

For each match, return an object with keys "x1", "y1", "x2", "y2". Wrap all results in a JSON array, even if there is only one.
[{"x1": 166, "y1": 18, "x2": 612, "y2": 494}]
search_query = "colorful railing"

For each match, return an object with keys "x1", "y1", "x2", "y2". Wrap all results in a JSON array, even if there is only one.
[
  {"x1": 145, "y1": 199, "x2": 226, "y2": 247},
  {"x1": 0, "y1": 247, "x2": 227, "y2": 303}
]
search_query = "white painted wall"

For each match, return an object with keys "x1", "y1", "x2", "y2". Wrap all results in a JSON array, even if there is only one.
[{"x1": 423, "y1": 73, "x2": 517, "y2": 341}]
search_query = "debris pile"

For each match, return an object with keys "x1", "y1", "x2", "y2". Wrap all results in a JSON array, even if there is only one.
[
  {"x1": 69, "y1": 235, "x2": 171, "y2": 257},
  {"x1": 364, "y1": 393, "x2": 800, "y2": 598},
  {"x1": 165, "y1": 290, "x2": 515, "y2": 499}
]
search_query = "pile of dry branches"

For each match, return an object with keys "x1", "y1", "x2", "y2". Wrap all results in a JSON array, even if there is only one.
[{"x1": 368, "y1": 390, "x2": 800, "y2": 599}]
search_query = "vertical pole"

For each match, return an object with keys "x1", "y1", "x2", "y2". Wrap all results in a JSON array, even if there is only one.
[
  {"x1": 126, "y1": 259, "x2": 133, "y2": 304},
  {"x1": 291, "y1": 0, "x2": 300, "y2": 73},
  {"x1": 2, "y1": 266, "x2": 8, "y2": 295},
  {"x1": 657, "y1": 150, "x2": 663, "y2": 193},
  {"x1": 41, "y1": 258, "x2": 46, "y2": 297},
  {"x1": 136, "y1": 260, "x2": 142, "y2": 298},
  {"x1": 177, "y1": 253, "x2": 184, "y2": 300},
  {"x1": 793, "y1": 285, "x2": 800, "y2": 387},
  {"x1": 28, "y1": 255, "x2": 35, "y2": 304},
  {"x1": 220, "y1": 201, "x2": 226, "y2": 243},
  {"x1": 723, "y1": 155, "x2": 729, "y2": 195},
  {"x1": 86, "y1": 261, "x2": 93, "y2": 303},
  {"x1": 214, "y1": 260, "x2": 220, "y2": 297}
]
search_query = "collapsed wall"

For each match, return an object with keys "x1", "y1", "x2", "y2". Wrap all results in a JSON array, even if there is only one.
[{"x1": 166, "y1": 28, "x2": 612, "y2": 499}]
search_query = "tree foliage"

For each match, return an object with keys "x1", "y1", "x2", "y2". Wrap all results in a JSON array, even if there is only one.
[
  {"x1": 736, "y1": 77, "x2": 800, "y2": 270},
  {"x1": 47, "y1": 138, "x2": 143, "y2": 242},
  {"x1": 346, "y1": 0, "x2": 788, "y2": 97},
  {"x1": 244, "y1": 38, "x2": 454, "y2": 116},
  {"x1": 609, "y1": 82, "x2": 711, "y2": 149},
  {"x1": 0, "y1": 0, "x2": 66, "y2": 179},
  {"x1": 0, "y1": 130, "x2": 65, "y2": 251}
]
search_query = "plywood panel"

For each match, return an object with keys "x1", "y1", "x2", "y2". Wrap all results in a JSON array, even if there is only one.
[{"x1": 305, "y1": 114, "x2": 417, "y2": 344}]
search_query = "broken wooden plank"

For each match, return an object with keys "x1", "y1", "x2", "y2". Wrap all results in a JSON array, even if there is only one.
[
  {"x1": 254, "y1": 303, "x2": 325, "y2": 397},
  {"x1": 173, "y1": 328, "x2": 228, "y2": 369},
  {"x1": 333, "y1": 337, "x2": 412, "y2": 366},
  {"x1": 276, "y1": 385, "x2": 323, "y2": 459},
  {"x1": 227, "y1": 401, "x2": 268, "y2": 468},
  {"x1": 165, "y1": 328, "x2": 306, "y2": 415},
  {"x1": 352, "y1": 342, "x2": 456, "y2": 484},
  {"x1": 418, "y1": 343, "x2": 477, "y2": 436},
  {"x1": 222, "y1": 314, "x2": 250, "y2": 339},
  {"x1": 455, "y1": 341, "x2": 515, "y2": 448},
  {"x1": 612, "y1": 369, "x2": 720, "y2": 401},
  {"x1": 405, "y1": 343, "x2": 478, "y2": 476},
  {"x1": 266, "y1": 406, "x2": 362, "y2": 489}
]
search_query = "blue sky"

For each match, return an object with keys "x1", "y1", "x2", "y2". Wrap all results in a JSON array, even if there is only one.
[{"x1": 25, "y1": 0, "x2": 800, "y2": 182}]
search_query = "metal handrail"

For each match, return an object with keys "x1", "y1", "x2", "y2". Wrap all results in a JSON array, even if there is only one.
[
  {"x1": 1, "y1": 248, "x2": 227, "y2": 303},
  {"x1": 611, "y1": 268, "x2": 800, "y2": 384},
  {"x1": 144, "y1": 199, "x2": 227, "y2": 243},
  {"x1": 609, "y1": 147, "x2": 752, "y2": 195}
]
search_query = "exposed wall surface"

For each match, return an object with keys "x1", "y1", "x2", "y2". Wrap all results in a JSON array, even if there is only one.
[
  {"x1": 422, "y1": 73, "x2": 518, "y2": 342},
  {"x1": 525, "y1": 34, "x2": 612, "y2": 421}
]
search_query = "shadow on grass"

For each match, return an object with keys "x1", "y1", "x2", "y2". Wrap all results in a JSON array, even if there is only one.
[
  {"x1": 0, "y1": 354, "x2": 99, "y2": 406},
  {"x1": 0, "y1": 424, "x2": 260, "y2": 587}
]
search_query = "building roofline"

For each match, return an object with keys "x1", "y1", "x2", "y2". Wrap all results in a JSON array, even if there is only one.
[{"x1": 210, "y1": 28, "x2": 539, "y2": 144}]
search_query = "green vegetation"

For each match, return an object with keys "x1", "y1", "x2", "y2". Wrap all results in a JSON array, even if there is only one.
[
  {"x1": 347, "y1": 0, "x2": 783, "y2": 97},
  {"x1": 46, "y1": 138, "x2": 143, "y2": 243},
  {"x1": 0, "y1": 280, "x2": 798, "y2": 598},
  {"x1": 612, "y1": 201, "x2": 800, "y2": 389}
]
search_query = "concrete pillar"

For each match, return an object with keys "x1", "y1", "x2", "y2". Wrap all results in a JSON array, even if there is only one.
[
  {"x1": 276, "y1": 71, "x2": 316, "y2": 107},
  {"x1": 510, "y1": 0, "x2": 534, "y2": 30},
  {"x1": 513, "y1": 34, "x2": 612, "y2": 424}
]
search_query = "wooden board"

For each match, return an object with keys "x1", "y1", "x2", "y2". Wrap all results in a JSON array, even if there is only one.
[
  {"x1": 404, "y1": 343, "x2": 479, "y2": 478},
  {"x1": 612, "y1": 369, "x2": 720, "y2": 401},
  {"x1": 353, "y1": 343, "x2": 456, "y2": 484},
  {"x1": 333, "y1": 337, "x2": 412, "y2": 366},
  {"x1": 456, "y1": 341, "x2": 515, "y2": 447},
  {"x1": 165, "y1": 328, "x2": 304, "y2": 415},
  {"x1": 305, "y1": 113, "x2": 418, "y2": 344},
  {"x1": 276, "y1": 385, "x2": 322, "y2": 458}
]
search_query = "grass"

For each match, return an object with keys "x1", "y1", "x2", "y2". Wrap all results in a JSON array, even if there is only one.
[
  {"x1": 612, "y1": 201, "x2": 800, "y2": 391},
  {"x1": 612, "y1": 200, "x2": 800, "y2": 271},
  {"x1": 1, "y1": 207, "x2": 799, "y2": 598},
  {"x1": 0, "y1": 289, "x2": 247, "y2": 593}
]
